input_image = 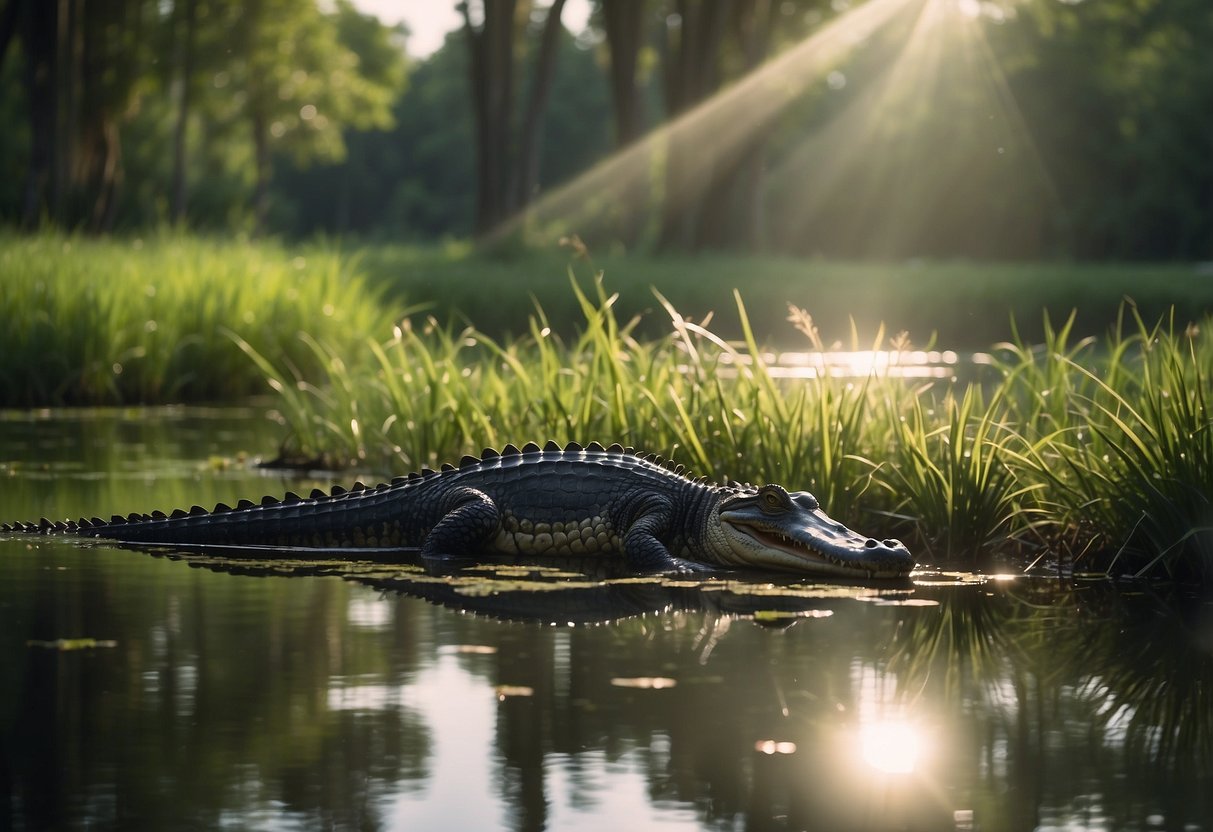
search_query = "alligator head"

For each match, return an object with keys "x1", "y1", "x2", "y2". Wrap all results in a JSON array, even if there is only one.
[{"x1": 714, "y1": 484, "x2": 914, "y2": 578}]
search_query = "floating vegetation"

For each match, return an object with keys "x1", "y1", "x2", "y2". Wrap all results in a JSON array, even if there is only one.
[
  {"x1": 27, "y1": 638, "x2": 118, "y2": 651},
  {"x1": 752, "y1": 609, "x2": 834, "y2": 622},
  {"x1": 609, "y1": 677, "x2": 677, "y2": 689}
]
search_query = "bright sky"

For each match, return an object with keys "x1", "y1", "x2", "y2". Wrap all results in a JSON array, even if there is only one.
[{"x1": 351, "y1": 0, "x2": 593, "y2": 57}]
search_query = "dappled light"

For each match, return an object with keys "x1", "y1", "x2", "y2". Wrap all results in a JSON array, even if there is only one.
[
  {"x1": 499, "y1": 0, "x2": 1058, "y2": 258},
  {"x1": 496, "y1": 0, "x2": 915, "y2": 245}
]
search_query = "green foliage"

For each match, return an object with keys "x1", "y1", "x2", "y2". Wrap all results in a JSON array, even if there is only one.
[
  {"x1": 236, "y1": 273, "x2": 1212, "y2": 580},
  {"x1": 0, "y1": 233, "x2": 390, "y2": 405},
  {"x1": 233, "y1": 0, "x2": 404, "y2": 166},
  {"x1": 274, "y1": 24, "x2": 610, "y2": 238},
  {"x1": 997, "y1": 0, "x2": 1213, "y2": 258},
  {"x1": 1017, "y1": 310, "x2": 1213, "y2": 580},
  {"x1": 3, "y1": 233, "x2": 1211, "y2": 578},
  {"x1": 1, "y1": 0, "x2": 1208, "y2": 256}
]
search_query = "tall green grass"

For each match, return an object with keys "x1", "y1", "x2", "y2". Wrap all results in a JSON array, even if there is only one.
[
  {"x1": 243, "y1": 277, "x2": 1212, "y2": 580},
  {"x1": 0, "y1": 233, "x2": 390, "y2": 405},
  {"x1": 4, "y1": 233, "x2": 1209, "y2": 579},
  {"x1": 1012, "y1": 309, "x2": 1213, "y2": 580}
]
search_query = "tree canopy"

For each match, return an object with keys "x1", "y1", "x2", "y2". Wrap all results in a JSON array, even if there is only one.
[{"x1": 0, "y1": 0, "x2": 1209, "y2": 260}]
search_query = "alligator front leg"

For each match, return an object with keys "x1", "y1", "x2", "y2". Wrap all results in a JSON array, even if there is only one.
[
  {"x1": 420, "y1": 487, "x2": 501, "y2": 557},
  {"x1": 622, "y1": 497, "x2": 708, "y2": 574}
]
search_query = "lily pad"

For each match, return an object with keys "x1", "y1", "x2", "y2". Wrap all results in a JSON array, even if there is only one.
[
  {"x1": 27, "y1": 638, "x2": 118, "y2": 651},
  {"x1": 752, "y1": 609, "x2": 834, "y2": 622},
  {"x1": 610, "y1": 676, "x2": 677, "y2": 689}
]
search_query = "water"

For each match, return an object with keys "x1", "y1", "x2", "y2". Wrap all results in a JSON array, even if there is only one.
[{"x1": 2, "y1": 408, "x2": 1212, "y2": 832}]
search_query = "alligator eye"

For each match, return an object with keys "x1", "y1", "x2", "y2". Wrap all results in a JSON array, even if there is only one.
[{"x1": 759, "y1": 486, "x2": 788, "y2": 513}]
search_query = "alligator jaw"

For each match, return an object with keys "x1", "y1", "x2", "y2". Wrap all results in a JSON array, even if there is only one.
[{"x1": 726, "y1": 522, "x2": 914, "y2": 578}]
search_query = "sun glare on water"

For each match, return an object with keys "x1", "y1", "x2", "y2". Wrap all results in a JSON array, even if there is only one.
[{"x1": 858, "y1": 719, "x2": 928, "y2": 775}]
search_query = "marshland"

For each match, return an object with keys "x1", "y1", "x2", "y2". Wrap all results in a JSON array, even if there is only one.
[{"x1": 3, "y1": 0, "x2": 1212, "y2": 830}]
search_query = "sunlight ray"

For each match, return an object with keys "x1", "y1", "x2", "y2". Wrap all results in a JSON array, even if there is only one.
[
  {"x1": 489, "y1": 0, "x2": 917, "y2": 244},
  {"x1": 494, "y1": 0, "x2": 1059, "y2": 260}
]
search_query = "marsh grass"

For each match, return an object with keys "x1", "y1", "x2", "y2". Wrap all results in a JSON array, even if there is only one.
[
  {"x1": 356, "y1": 245, "x2": 1213, "y2": 350},
  {"x1": 8, "y1": 232, "x2": 1209, "y2": 578},
  {"x1": 1017, "y1": 309, "x2": 1213, "y2": 580},
  {"x1": 243, "y1": 275, "x2": 1212, "y2": 579},
  {"x1": 881, "y1": 384, "x2": 1045, "y2": 563},
  {"x1": 0, "y1": 233, "x2": 390, "y2": 405}
]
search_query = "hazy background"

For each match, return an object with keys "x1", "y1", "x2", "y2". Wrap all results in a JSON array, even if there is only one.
[{"x1": 1, "y1": 0, "x2": 1209, "y2": 260}]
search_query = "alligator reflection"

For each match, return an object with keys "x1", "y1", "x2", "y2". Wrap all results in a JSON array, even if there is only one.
[{"x1": 143, "y1": 545, "x2": 915, "y2": 624}]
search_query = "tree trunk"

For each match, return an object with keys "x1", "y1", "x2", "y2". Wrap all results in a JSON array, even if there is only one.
[
  {"x1": 692, "y1": 0, "x2": 773, "y2": 251},
  {"x1": 171, "y1": 0, "x2": 198, "y2": 225},
  {"x1": 602, "y1": 0, "x2": 645, "y2": 149},
  {"x1": 600, "y1": 0, "x2": 649, "y2": 249},
  {"x1": 510, "y1": 0, "x2": 566, "y2": 212},
  {"x1": 20, "y1": 0, "x2": 57, "y2": 226},
  {"x1": 462, "y1": 0, "x2": 518, "y2": 235},
  {"x1": 0, "y1": 0, "x2": 21, "y2": 70},
  {"x1": 734, "y1": 0, "x2": 772, "y2": 251},
  {"x1": 252, "y1": 108, "x2": 270, "y2": 234},
  {"x1": 656, "y1": 0, "x2": 726, "y2": 251},
  {"x1": 89, "y1": 119, "x2": 122, "y2": 230}
]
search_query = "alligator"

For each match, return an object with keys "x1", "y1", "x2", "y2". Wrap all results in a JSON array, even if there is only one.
[{"x1": 2, "y1": 442, "x2": 914, "y2": 579}]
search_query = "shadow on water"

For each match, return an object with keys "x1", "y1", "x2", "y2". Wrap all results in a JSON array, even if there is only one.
[{"x1": 2, "y1": 407, "x2": 1213, "y2": 831}]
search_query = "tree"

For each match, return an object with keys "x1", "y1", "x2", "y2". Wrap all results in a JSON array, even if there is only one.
[
  {"x1": 1000, "y1": 0, "x2": 1213, "y2": 258},
  {"x1": 460, "y1": 0, "x2": 568, "y2": 235},
  {"x1": 9, "y1": 0, "x2": 150, "y2": 230},
  {"x1": 601, "y1": 0, "x2": 647, "y2": 149},
  {"x1": 692, "y1": 0, "x2": 776, "y2": 251},
  {"x1": 510, "y1": 0, "x2": 567, "y2": 212},
  {"x1": 170, "y1": 0, "x2": 199, "y2": 224},
  {"x1": 233, "y1": 0, "x2": 403, "y2": 232},
  {"x1": 0, "y1": 0, "x2": 19, "y2": 69}
]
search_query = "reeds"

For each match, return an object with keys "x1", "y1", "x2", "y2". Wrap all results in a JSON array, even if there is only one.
[
  {"x1": 0, "y1": 233, "x2": 390, "y2": 405},
  {"x1": 1014, "y1": 308, "x2": 1213, "y2": 580},
  {"x1": 8, "y1": 233, "x2": 1207, "y2": 579},
  {"x1": 241, "y1": 273, "x2": 1211, "y2": 579},
  {"x1": 248, "y1": 274, "x2": 1213, "y2": 579}
]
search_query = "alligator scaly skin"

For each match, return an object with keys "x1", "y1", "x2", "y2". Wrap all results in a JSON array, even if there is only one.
[{"x1": 3, "y1": 441, "x2": 916, "y2": 577}]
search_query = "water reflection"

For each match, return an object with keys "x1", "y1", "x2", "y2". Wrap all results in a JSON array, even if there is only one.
[
  {"x1": 8, "y1": 539, "x2": 1213, "y2": 830},
  {"x1": 3, "y1": 409, "x2": 1213, "y2": 831}
]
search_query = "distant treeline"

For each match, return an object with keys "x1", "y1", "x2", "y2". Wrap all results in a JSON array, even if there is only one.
[{"x1": 0, "y1": 0, "x2": 1209, "y2": 260}]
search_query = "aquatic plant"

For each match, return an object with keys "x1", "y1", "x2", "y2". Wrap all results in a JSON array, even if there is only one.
[
  {"x1": 1020, "y1": 309, "x2": 1213, "y2": 580},
  {"x1": 241, "y1": 279, "x2": 1213, "y2": 579},
  {"x1": 0, "y1": 233, "x2": 390, "y2": 405},
  {"x1": 880, "y1": 384, "x2": 1044, "y2": 562}
]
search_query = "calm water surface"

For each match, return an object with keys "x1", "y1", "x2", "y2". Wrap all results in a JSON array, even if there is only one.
[{"x1": 2, "y1": 408, "x2": 1212, "y2": 832}]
